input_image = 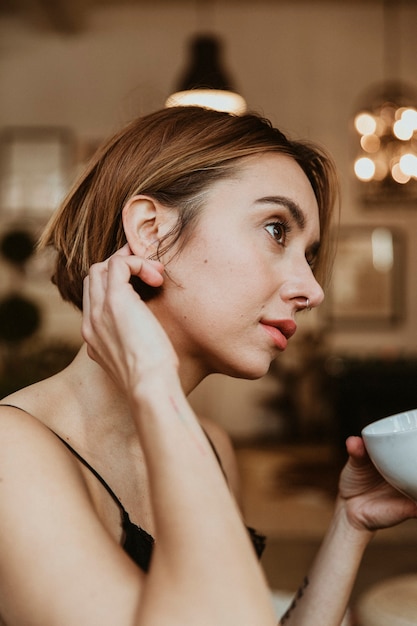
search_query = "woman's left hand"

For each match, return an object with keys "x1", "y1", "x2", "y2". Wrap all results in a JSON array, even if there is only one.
[
  {"x1": 337, "y1": 436, "x2": 417, "y2": 532},
  {"x1": 82, "y1": 244, "x2": 180, "y2": 396}
]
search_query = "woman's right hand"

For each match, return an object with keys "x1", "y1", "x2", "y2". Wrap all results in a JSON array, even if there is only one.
[
  {"x1": 82, "y1": 244, "x2": 179, "y2": 396},
  {"x1": 337, "y1": 435, "x2": 417, "y2": 532}
]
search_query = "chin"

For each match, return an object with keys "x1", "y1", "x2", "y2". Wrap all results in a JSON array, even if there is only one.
[{"x1": 220, "y1": 359, "x2": 272, "y2": 381}]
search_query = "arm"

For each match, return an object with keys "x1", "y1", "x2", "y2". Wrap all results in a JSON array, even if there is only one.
[
  {"x1": 278, "y1": 436, "x2": 417, "y2": 625},
  {"x1": 82, "y1": 246, "x2": 276, "y2": 626},
  {"x1": 131, "y1": 380, "x2": 274, "y2": 625},
  {"x1": 0, "y1": 407, "x2": 143, "y2": 626},
  {"x1": 0, "y1": 246, "x2": 273, "y2": 626}
]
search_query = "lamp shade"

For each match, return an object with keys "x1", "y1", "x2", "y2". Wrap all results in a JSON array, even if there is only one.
[{"x1": 165, "y1": 35, "x2": 246, "y2": 115}]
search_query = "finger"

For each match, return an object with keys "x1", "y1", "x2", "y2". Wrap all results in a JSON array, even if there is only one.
[
  {"x1": 100, "y1": 244, "x2": 165, "y2": 280},
  {"x1": 346, "y1": 435, "x2": 368, "y2": 463},
  {"x1": 112, "y1": 243, "x2": 132, "y2": 257},
  {"x1": 107, "y1": 255, "x2": 164, "y2": 292},
  {"x1": 81, "y1": 274, "x2": 102, "y2": 357},
  {"x1": 88, "y1": 261, "x2": 108, "y2": 308},
  {"x1": 133, "y1": 257, "x2": 165, "y2": 286},
  {"x1": 82, "y1": 275, "x2": 90, "y2": 318},
  {"x1": 113, "y1": 243, "x2": 164, "y2": 273},
  {"x1": 81, "y1": 275, "x2": 92, "y2": 342},
  {"x1": 115, "y1": 242, "x2": 165, "y2": 277},
  {"x1": 344, "y1": 436, "x2": 381, "y2": 486}
]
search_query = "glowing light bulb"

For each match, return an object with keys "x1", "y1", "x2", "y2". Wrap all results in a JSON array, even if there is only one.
[
  {"x1": 392, "y1": 163, "x2": 410, "y2": 184},
  {"x1": 354, "y1": 157, "x2": 375, "y2": 181},
  {"x1": 394, "y1": 119, "x2": 414, "y2": 140},
  {"x1": 360, "y1": 134, "x2": 380, "y2": 153},
  {"x1": 165, "y1": 89, "x2": 247, "y2": 114},
  {"x1": 399, "y1": 153, "x2": 417, "y2": 177},
  {"x1": 401, "y1": 108, "x2": 417, "y2": 131},
  {"x1": 354, "y1": 113, "x2": 377, "y2": 136}
]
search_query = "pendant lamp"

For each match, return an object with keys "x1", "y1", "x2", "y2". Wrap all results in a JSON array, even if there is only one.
[{"x1": 165, "y1": 35, "x2": 246, "y2": 115}]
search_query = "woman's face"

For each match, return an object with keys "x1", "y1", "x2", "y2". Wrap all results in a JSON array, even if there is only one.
[{"x1": 150, "y1": 152, "x2": 324, "y2": 388}]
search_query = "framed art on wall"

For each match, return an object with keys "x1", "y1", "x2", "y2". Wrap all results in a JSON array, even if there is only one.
[
  {"x1": 0, "y1": 127, "x2": 73, "y2": 220},
  {"x1": 325, "y1": 225, "x2": 404, "y2": 328}
]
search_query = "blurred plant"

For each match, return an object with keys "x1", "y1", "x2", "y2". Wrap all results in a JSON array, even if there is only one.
[
  {"x1": 0, "y1": 228, "x2": 35, "y2": 267},
  {"x1": 0, "y1": 294, "x2": 41, "y2": 343},
  {"x1": 0, "y1": 340, "x2": 78, "y2": 398},
  {"x1": 264, "y1": 331, "x2": 336, "y2": 443}
]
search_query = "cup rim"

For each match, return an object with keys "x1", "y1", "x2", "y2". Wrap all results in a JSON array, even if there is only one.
[{"x1": 362, "y1": 408, "x2": 417, "y2": 437}]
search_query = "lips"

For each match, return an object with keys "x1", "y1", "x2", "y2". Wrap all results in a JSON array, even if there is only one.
[{"x1": 260, "y1": 319, "x2": 297, "y2": 351}]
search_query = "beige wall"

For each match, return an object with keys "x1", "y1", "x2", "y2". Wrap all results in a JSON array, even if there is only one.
[{"x1": 1, "y1": 1, "x2": 417, "y2": 435}]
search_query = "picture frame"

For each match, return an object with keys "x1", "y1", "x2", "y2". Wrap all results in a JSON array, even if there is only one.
[
  {"x1": 324, "y1": 225, "x2": 404, "y2": 328},
  {"x1": 0, "y1": 126, "x2": 73, "y2": 219}
]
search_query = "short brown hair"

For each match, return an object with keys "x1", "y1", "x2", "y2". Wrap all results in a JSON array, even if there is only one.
[{"x1": 40, "y1": 106, "x2": 339, "y2": 310}]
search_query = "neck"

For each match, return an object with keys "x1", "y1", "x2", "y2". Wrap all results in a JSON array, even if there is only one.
[
  {"x1": 62, "y1": 345, "x2": 137, "y2": 440},
  {"x1": 178, "y1": 359, "x2": 208, "y2": 396},
  {"x1": 65, "y1": 344, "x2": 206, "y2": 430}
]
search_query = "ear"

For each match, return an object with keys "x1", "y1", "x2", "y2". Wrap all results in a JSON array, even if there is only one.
[{"x1": 122, "y1": 195, "x2": 173, "y2": 257}]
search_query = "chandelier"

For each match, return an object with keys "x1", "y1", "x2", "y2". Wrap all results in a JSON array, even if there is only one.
[
  {"x1": 353, "y1": 1, "x2": 417, "y2": 203},
  {"x1": 354, "y1": 83, "x2": 417, "y2": 201}
]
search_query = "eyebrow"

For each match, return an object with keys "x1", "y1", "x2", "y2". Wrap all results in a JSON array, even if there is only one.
[
  {"x1": 254, "y1": 196, "x2": 306, "y2": 230},
  {"x1": 256, "y1": 195, "x2": 321, "y2": 263}
]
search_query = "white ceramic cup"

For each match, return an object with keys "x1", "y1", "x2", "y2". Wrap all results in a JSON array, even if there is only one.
[{"x1": 362, "y1": 409, "x2": 417, "y2": 502}]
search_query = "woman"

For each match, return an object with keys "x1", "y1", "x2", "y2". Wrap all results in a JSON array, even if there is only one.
[{"x1": 0, "y1": 106, "x2": 415, "y2": 626}]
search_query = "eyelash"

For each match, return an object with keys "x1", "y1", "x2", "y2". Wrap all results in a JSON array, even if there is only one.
[
  {"x1": 265, "y1": 220, "x2": 318, "y2": 270},
  {"x1": 265, "y1": 219, "x2": 291, "y2": 246}
]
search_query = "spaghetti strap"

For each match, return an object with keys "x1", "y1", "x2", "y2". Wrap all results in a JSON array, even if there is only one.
[
  {"x1": 0, "y1": 402, "x2": 155, "y2": 571},
  {"x1": 0, "y1": 403, "x2": 265, "y2": 561},
  {"x1": 0, "y1": 403, "x2": 123, "y2": 510},
  {"x1": 53, "y1": 434, "x2": 124, "y2": 509}
]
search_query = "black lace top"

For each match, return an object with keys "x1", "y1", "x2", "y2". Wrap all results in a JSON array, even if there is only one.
[
  {"x1": 55, "y1": 434, "x2": 266, "y2": 571},
  {"x1": 1, "y1": 404, "x2": 266, "y2": 571}
]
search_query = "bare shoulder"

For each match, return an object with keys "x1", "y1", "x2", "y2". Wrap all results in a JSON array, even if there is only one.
[
  {"x1": 198, "y1": 416, "x2": 242, "y2": 507},
  {"x1": 0, "y1": 402, "x2": 70, "y2": 473},
  {"x1": 0, "y1": 402, "x2": 90, "y2": 502},
  {"x1": 0, "y1": 402, "x2": 55, "y2": 457},
  {"x1": 0, "y1": 404, "x2": 141, "y2": 626}
]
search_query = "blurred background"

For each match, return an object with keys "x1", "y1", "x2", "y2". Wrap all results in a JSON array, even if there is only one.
[{"x1": 1, "y1": 1, "x2": 417, "y2": 621}]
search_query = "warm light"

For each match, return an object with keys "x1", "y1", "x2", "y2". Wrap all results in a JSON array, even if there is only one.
[
  {"x1": 165, "y1": 89, "x2": 247, "y2": 115},
  {"x1": 393, "y1": 119, "x2": 414, "y2": 140},
  {"x1": 360, "y1": 134, "x2": 380, "y2": 153},
  {"x1": 352, "y1": 16, "x2": 417, "y2": 196},
  {"x1": 372, "y1": 228, "x2": 393, "y2": 272},
  {"x1": 401, "y1": 108, "x2": 417, "y2": 130},
  {"x1": 392, "y1": 162, "x2": 410, "y2": 184},
  {"x1": 399, "y1": 153, "x2": 417, "y2": 177},
  {"x1": 354, "y1": 112, "x2": 377, "y2": 136},
  {"x1": 166, "y1": 35, "x2": 247, "y2": 115},
  {"x1": 354, "y1": 157, "x2": 375, "y2": 181},
  {"x1": 354, "y1": 95, "x2": 417, "y2": 194}
]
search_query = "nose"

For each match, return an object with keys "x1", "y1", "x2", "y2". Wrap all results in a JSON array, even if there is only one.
[{"x1": 279, "y1": 259, "x2": 325, "y2": 314}]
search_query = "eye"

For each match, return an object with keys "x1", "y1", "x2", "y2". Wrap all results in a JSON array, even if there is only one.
[{"x1": 265, "y1": 220, "x2": 290, "y2": 245}]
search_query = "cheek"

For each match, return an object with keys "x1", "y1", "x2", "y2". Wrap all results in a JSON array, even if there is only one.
[
  {"x1": 168, "y1": 230, "x2": 275, "y2": 307},
  {"x1": 202, "y1": 256, "x2": 274, "y2": 318},
  {"x1": 202, "y1": 253, "x2": 252, "y2": 293}
]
